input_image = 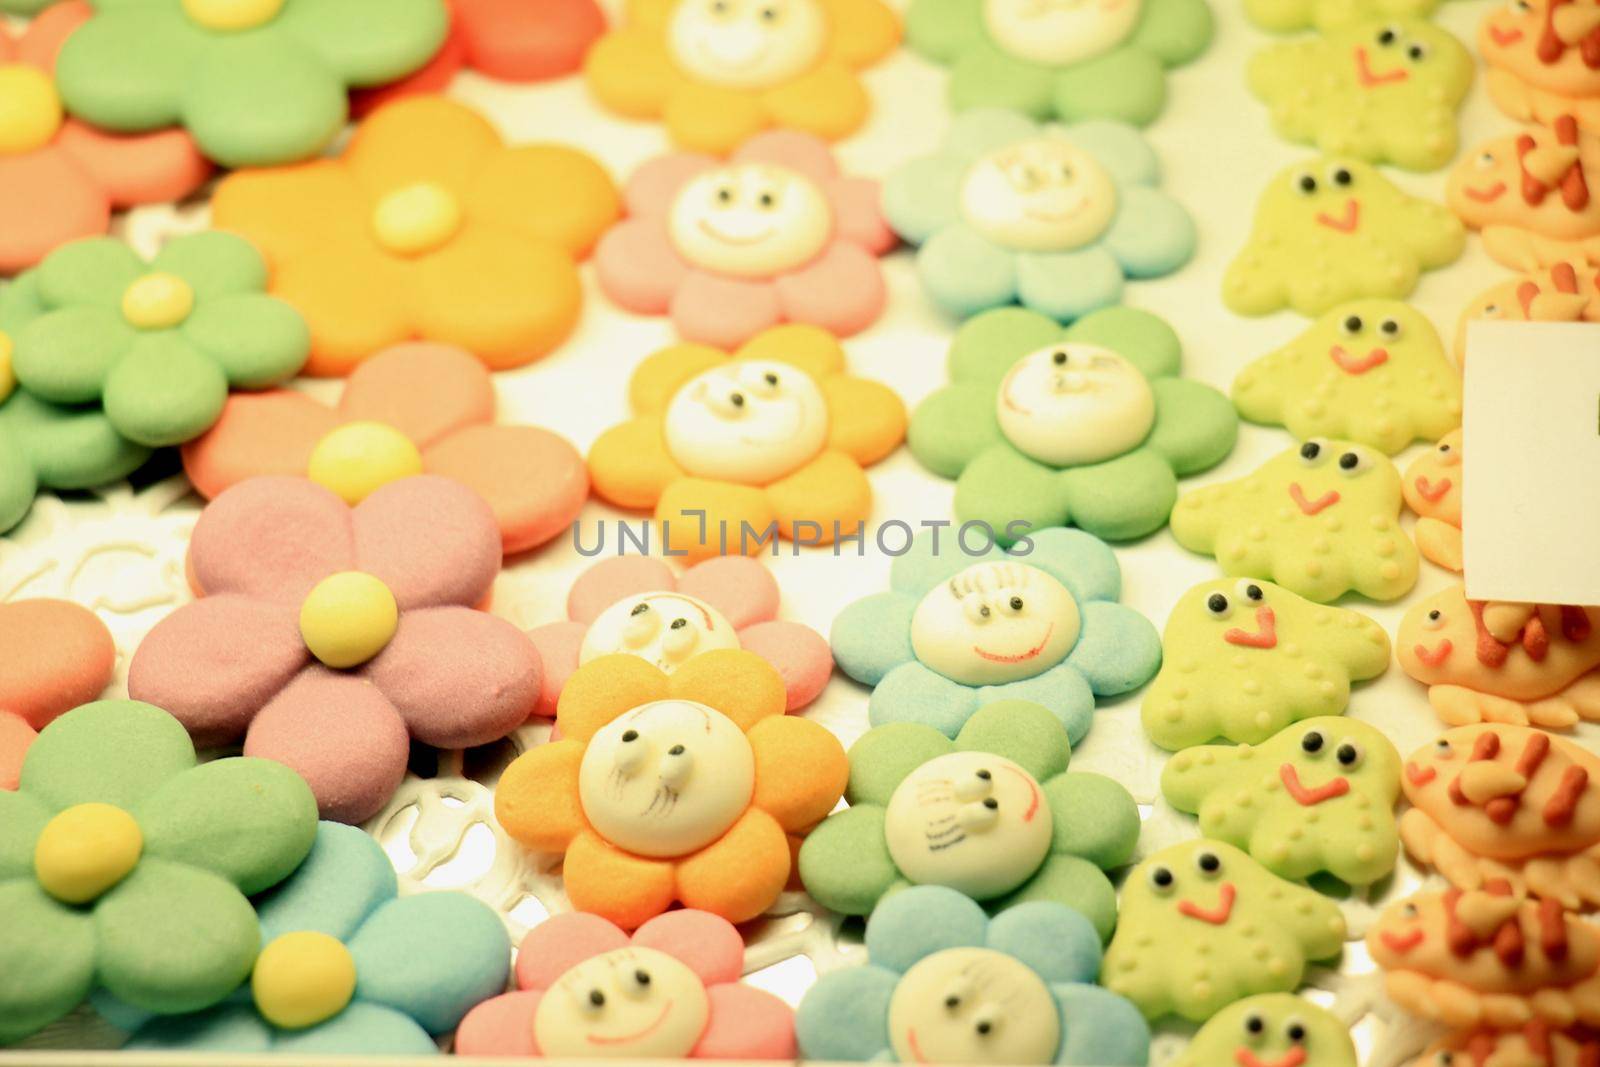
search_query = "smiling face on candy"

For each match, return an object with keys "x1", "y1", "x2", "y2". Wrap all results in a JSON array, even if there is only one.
[
  {"x1": 580, "y1": 594, "x2": 741, "y2": 674},
  {"x1": 663, "y1": 359, "x2": 829, "y2": 485},
  {"x1": 667, "y1": 0, "x2": 828, "y2": 89},
  {"x1": 981, "y1": 0, "x2": 1144, "y2": 67},
  {"x1": 887, "y1": 946, "x2": 1061, "y2": 1065},
  {"x1": 669, "y1": 163, "x2": 833, "y2": 278},
  {"x1": 961, "y1": 138, "x2": 1118, "y2": 253},
  {"x1": 996, "y1": 343, "x2": 1155, "y2": 466},
  {"x1": 911, "y1": 562, "x2": 1080, "y2": 686},
  {"x1": 533, "y1": 945, "x2": 711, "y2": 1058}
]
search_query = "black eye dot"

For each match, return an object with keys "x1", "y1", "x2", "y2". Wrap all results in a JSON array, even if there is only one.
[
  {"x1": 622, "y1": 729, "x2": 639, "y2": 743},
  {"x1": 761, "y1": 4, "x2": 777, "y2": 19},
  {"x1": 716, "y1": 187, "x2": 733, "y2": 203},
  {"x1": 1333, "y1": 167, "x2": 1353, "y2": 186},
  {"x1": 1439, "y1": 444, "x2": 1451, "y2": 453},
  {"x1": 758, "y1": 192, "x2": 775, "y2": 208},
  {"x1": 982, "y1": 798, "x2": 998, "y2": 810},
  {"x1": 1298, "y1": 174, "x2": 1317, "y2": 194},
  {"x1": 1300, "y1": 441, "x2": 1322, "y2": 460},
  {"x1": 1198, "y1": 852, "x2": 1221, "y2": 873},
  {"x1": 1287, "y1": 1023, "x2": 1308, "y2": 1043},
  {"x1": 1245, "y1": 584, "x2": 1263, "y2": 601},
  {"x1": 1207, "y1": 593, "x2": 1229, "y2": 614},
  {"x1": 1408, "y1": 43, "x2": 1426, "y2": 60},
  {"x1": 945, "y1": 995, "x2": 960, "y2": 1009},
  {"x1": 635, "y1": 969, "x2": 651, "y2": 986},
  {"x1": 1009, "y1": 596, "x2": 1023, "y2": 611},
  {"x1": 979, "y1": 605, "x2": 991, "y2": 618},
  {"x1": 1302, "y1": 731, "x2": 1325, "y2": 753},
  {"x1": 1338, "y1": 743, "x2": 1359, "y2": 766},
  {"x1": 1245, "y1": 1014, "x2": 1265, "y2": 1035},
  {"x1": 976, "y1": 769, "x2": 992, "y2": 781},
  {"x1": 1381, "y1": 319, "x2": 1400, "y2": 336},
  {"x1": 1343, "y1": 315, "x2": 1362, "y2": 333},
  {"x1": 975, "y1": 1022, "x2": 992, "y2": 1036},
  {"x1": 668, "y1": 744, "x2": 686, "y2": 756},
  {"x1": 764, "y1": 372, "x2": 778, "y2": 386},
  {"x1": 1429, "y1": 610, "x2": 1441, "y2": 621},
  {"x1": 1152, "y1": 866, "x2": 1174, "y2": 888},
  {"x1": 730, "y1": 392, "x2": 745, "y2": 407},
  {"x1": 1339, "y1": 452, "x2": 1360, "y2": 470},
  {"x1": 670, "y1": 618, "x2": 688, "y2": 630},
  {"x1": 589, "y1": 990, "x2": 606, "y2": 1007},
  {"x1": 1377, "y1": 27, "x2": 1396, "y2": 44},
  {"x1": 1052, "y1": 350, "x2": 1068, "y2": 365},
  {"x1": 630, "y1": 603, "x2": 651, "y2": 616}
]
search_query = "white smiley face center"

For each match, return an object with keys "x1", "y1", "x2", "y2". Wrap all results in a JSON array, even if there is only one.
[
  {"x1": 884, "y1": 752, "x2": 1054, "y2": 900},
  {"x1": 982, "y1": 0, "x2": 1143, "y2": 66},
  {"x1": 578, "y1": 700, "x2": 755, "y2": 858},
  {"x1": 533, "y1": 946, "x2": 710, "y2": 1059},
  {"x1": 996, "y1": 343, "x2": 1156, "y2": 467},
  {"x1": 580, "y1": 594, "x2": 741, "y2": 674},
  {"x1": 911, "y1": 562, "x2": 1081, "y2": 687},
  {"x1": 667, "y1": 0, "x2": 827, "y2": 89},
  {"x1": 961, "y1": 138, "x2": 1118, "y2": 253},
  {"x1": 888, "y1": 947, "x2": 1061, "y2": 1066},
  {"x1": 663, "y1": 358, "x2": 829, "y2": 485},
  {"x1": 669, "y1": 163, "x2": 832, "y2": 279}
]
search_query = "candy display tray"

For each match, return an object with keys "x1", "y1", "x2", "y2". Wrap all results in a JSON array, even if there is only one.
[{"x1": 3, "y1": 0, "x2": 1597, "y2": 1063}]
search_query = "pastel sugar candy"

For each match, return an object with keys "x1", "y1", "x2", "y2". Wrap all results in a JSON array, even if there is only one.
[
  {"x1": 1447, "y1": 117, "x2": 1600, "y2": 271},
  {"x1": 1397, "y1": 590, "x2": 1600, "y2": 729},
  {"x1": 909, "y1": 306, "x2": 1237, "y2": 543},
  {"x1": 1143, "y1": 579, "x2": 1390, "y2": 751},
  {"x1": 1102, "y1": 840, "x2": 1347, "y2": 1022},
  {"x1": 456, "y1": 910, "x2": 795, "y2": 1059},
  {"x1": 1172, "y1": 995, "x2": 1356, "y2": 1067},
  {"x1": 1244, "y1": 0, "x2": 1438, "y2": 32},
  {"x1": 1162, "y1": 716, "x2": 1402, "y2": 886},
  {"x1": 1171, "y1": 438, "x2": 1419, "y2": 603},
  {"x1": 904, "y1": 0, "x2": 1213, "y2": 127},
  {"x1": 0, "y1": 599, "x2": 115, "y2": 790},
  {"x1": 1479, "y1": 1, "x2": 1600, "y2": 137},
  {"x1": 884, "y1": 110, "x2": 1195, "y2": 322},
  {"x1": 830, "y1": 528, "x2": 1161, "y2": 746},
  {"x1": 1399, "y1": 723, "x2": 1600, "y2": 910},
  {"x1": 1249, "y1": 19, "x2": 1473, "y2": 172},
  {"x1": 1455, "y1": 261, "x2": 1600, "y2": 364},
  {"x1": 1232, "y1": 299, "x2": 1461, "y2": 455},
  {"x1": 1401, "y1": 430, "x2": 1463, "y2": 571},
  {"x1": 796, "y1": 886, "x2": 1150, "y2": 1065},
  {"x1": 797, "y1": 700, "x2": 1140, "y2": 940},
  {"x1": 1224, "y1": 156, "x2": 1465, "y2": 316},
  {"x1": 1410, "y1": 1026, "x2": 1600, "y2": 1067}
]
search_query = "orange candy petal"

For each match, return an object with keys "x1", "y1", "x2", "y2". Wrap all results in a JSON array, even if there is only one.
[
  {"x1": 823, "y1": 375, "x2": 907, "y2": 466},
  {"x1": 668, "y1": 649, "x2": 786, "y2": 733},
  {"x1": 494, "y1": 737, "x2": 587, "y2": 853},
  {"x1": 564, "y1": 829, "x2": 678, "y2": 929},
  {"x1": 555, "y1": 653, "x2": 671, "y2": 744},
  {"x1": 467, "y1": 145, "x2": 620, "y2": 259},
  {"x1": 748, "y1": 714, "x2": 848, "y2": 832},
  {"x1": 627, "y1": 343, "x2": 727, "y2": 415},
  {"x1": 588, "y1": 415, "x2": 683, "y2": 511},
  {"x1": 424, "y1": 424, "x2": 588, "y2": 555},
  {"x1": 181, "y1": 390, "x2": 339, "y2": 499},
  {"x1": 656, "y1": 477, "x2": 776, "y2": 562},
  {"x1": 0, "y1": 599, "x2": 115, "y2": 731},
  {"x1": 764, "y1": 451, "x2": 872, "y2": 545},
  {"x1": 674, "y1": 808, "x2": 791, "y2": 923}
]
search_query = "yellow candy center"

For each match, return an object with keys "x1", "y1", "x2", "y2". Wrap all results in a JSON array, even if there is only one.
[
  {"x1": 371, "y1": 182, "x2": 463, "y2": 257},
  {"x1": 121, "y1": 273, "x2": 195, "y2": 330},
  {"x1": 33, "y1": 803, "x2": 143, "y2": 905},
  {"x1": 251, "y1": 931, "x2": 358, "y2": 1030},
  {"x1": 0, "y1": 331, "x2": 15, "y2": 405},
  {"x1": 181, "y1": 0, "x2": 286, "y2": 32},
  {"x1": 307, "y1": 422, "x2": 424, "y2": 506},
  {"x1": 0, "y1": 65, "x2": 63, "y2": 156},
  {"x1": 299, "y1": 571, "x2": 399, "y2": 669}
]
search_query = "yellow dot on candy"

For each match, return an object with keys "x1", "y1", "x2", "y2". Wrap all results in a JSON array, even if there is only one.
[
  {"x1": 299, "y1": 571, "x2": 398, "y2": 669},
  {"x1": 372, "y1": 182, "x2": 463, "y2": 257},
  {"x1": 181, "y1": 0, "x2": 285, "y2": 31},
  {"x1": 307, "y1": 423, "x2": 423, "y2": 505},
  {"x1": 0, "y1": 65, "x2": 63, "y2": 155},
  {"x1": 0, "y1": 330, "x2": 15, "y2": 404},
  {"x1": 251, "y1": 932, "x2": 357, "y2": 1030},
  {"x1": 33, "y1": 803, "x2": 142, "y2": 905},
  {"x1": 121, "y1": 273, "x2": 194, "y2": 330}
]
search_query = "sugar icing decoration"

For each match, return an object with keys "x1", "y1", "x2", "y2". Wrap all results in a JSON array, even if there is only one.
[
  {"x1": 587, "y1": 325, "x2": 905, "y2": 563},
  {"x1": 798, "y1": 700, "x2": 1139, "y2": 939},
  {"x1": 1455, "y1": 260, "x2": 1600, "y2": 363},
  {"x1": 0, "y1": 599, "x2": 115, "y2": 791},
  {"x1": 796, "y1": 886, "x2": 1150, "y2": 1064},
  {"x1": 1171, "y1": 437, "x2": 1419, "y2": 603},
  {"x1": 127, "y1": 475, "x2": 542, "y2": 824},
  {"x1": 1225, "y1": 156, "x2": 1465, "y2": 316},
  {"x1": 885, "y1": 111, "x2": 1195, "y2": 321},
  {"x1": 584, "y1": 0, "x2": 899, "y2": 153},
  {"x1": 211, "y1": 96, "x2": 619, "y2": 378},
  {"x1": 1244, "y1": 0, "x2": 1438, "y2": 33},
  {"x1": 1402, "y1": 430, "x2": 1464, "y2": 572},
  {"x1": 1411, "y1": 1025, "x2": 1600, "y2": 1067},
  {"x1": 831, "y1": 528, "x2": 1160, "y2": 745},
  {"x1": 1172, "y1": 995, "x2": 1357, "y2": 1067},
  {"x1": 1479, "y1": 0, "x2": 1600, "y2": 137},
  {"x1": 495, "y1": 650, "x2": 846, "y2": 928},
  {"x1": 910, "y1": 306, "x2": 1236, "y2": 542},
  {"x1": 905, "y1": 0, "x2": 1212, "y2": 127}
]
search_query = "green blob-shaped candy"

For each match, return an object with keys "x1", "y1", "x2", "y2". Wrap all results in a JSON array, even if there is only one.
[
  {"x1": 1173, "y1": 994, "x2": 1356, "y2": 1067},
  {"x1": 1244, "y1": 0, "x2": 1439, "y2": 33}
]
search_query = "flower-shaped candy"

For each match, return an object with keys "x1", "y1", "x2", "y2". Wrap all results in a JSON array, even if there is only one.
[
  {"x1": 885, "y1": 110, "x2": 1196, "y2": 322},
  {"x1": 1173, "y1": 995, "x2": 1356, "y2": 1067},
  {"x1": 1245, "y1": 0, "x2": 1437, "y2": 32},
  {"x1": 125, "y1": 822, "x2": 509, "y2": 1055},
  {"x1": 797, "y1": 701, "x2": 1139, "y2": 940},
  {"x1": 53, "y1": 0, "x2": 448, "y2": 168},
  {"x1": 905, "y1": 0, "x2": 1212, "y2": 127},
  {"x1": 1249, "y1": 19, "x2": 1473, "y2": 172},
  {"x1": 584, "y1": 0, "x2": 900, "y2": 154},
  {"x1": 594, "y1": 132, "x2": 894, "y2": 348},
  {"x1": 1171, "y1": 438, "x2": 1419, "y2": 603},
  {"x1": 4, "y1": 234, "x2": 309, "y2": 448},
  {"x1": 0, "y1": 700, "x2": 318, "y2": 1043},
  {"x1": 831, "y1": 529, "x2": 1161, "y2": 745},
  {"x1": 910, "y1": 306, "x2": 1236, "y2": 542},
  {"x1": 456, "y1": 910, "x2": 795, "y2": 1059},
  {"x1": 526, "y1": 555, "x2": 831, "y2": 718},
  {"x1": 182, "y1": 342, "x2": 587, "y2": 555},
  {"x1": 1479, "y1": 0, "x2": 1600, "y2": 136},
  {"x1": 1455, "y1": 261, "x2": 1600, "y2": 363},
  {"x1": 0, "y1": 3, "x2": 209, "y2": 275},
  {"x1": 1402, "y1": 430, "x2": 1463, "y2": 571},
  {"x1": 351, "y1": 0, "x2": 607, "y2": 115},
  {"x1": 1446, "y1": 116, "x2": 1600, "y2": 272},
  {"x1": 0, "y1": 381, "x2": 151, "y2": 536},
  {"x1": 587, "y1": 325, "x2": 905, "y2": 563},
  {"x1": 212, "y1": 96, "x2": 620, "y2": 377},
  {"x1": 1225, "y1": 157, "x2": 1465, "y2": 316},
  {"x1": 1232, "y1": 300, "x2": 1461, "y2": 455},
  {"x1": 0, "y1": 599, "x2": 115, "y2": 790},
  {"x1": 127, "y1": 475, "x2": 543, "y2": 824},
  {"x1": 797, "y1": 886, "x2": 1150, "y2": 1065},
  {"x1": 494, "y1": 649, "x2": 847, "y2": 928}
]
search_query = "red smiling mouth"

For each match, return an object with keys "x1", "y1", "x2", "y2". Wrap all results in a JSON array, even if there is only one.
[
  {"x1": 1354, "y1": 46, "x2": 1409, "y2": 88},
  {"x1": 1413, "y1": 639, "x2": 1453, "y2": 667},
  {"x1": 1466, "y1": 182, "x2": 1508, "y2": 203},
  {"x1": 1316, "y1": 199, "x2": 1360, "y2": 233},
  {"x1": 1289, "y1": 484, "x2": 1340, "y2": 515},
  {"x1": 1329, "y1": 345, "x2": 1390, "y2": 375},
  {"x1": 1488, "y1": 25, "x2": 1524, "y2": 47},
  {"x1": 1179, "y1": 883, "x2": 1237, "y2": 926},
  {"x1": 1281, "y1": 763, "x2": 1351, "y2": 806},
  {"x1": 1237, "y1": 1049, "x2": 1309, "y2": 1067},
  {"x1": 1381, "y1": 928, "x2": 1426, "y2": 954},
  {"x1": 1002, "y1": 764, "x2": 1043, "y2": 822},
  {"x1": 585, "y1": 1001, "x2": 675, "y2": 1046},
  {"x1": 1225, "y1": 606, "x2": 1278, "y2": 649},
  {"x1": 1406, "y1": 763, "x2": 1438, "y2": 787},
  {"x1": 1414, "y1": 476, "x2": 1453, "y2": 502},
  {"x1": 974, "y1": 624, "x2": 1054, "y2": 664}
]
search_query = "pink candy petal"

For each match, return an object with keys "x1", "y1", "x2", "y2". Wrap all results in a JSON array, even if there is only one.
[
  {"x1": 676, "y1": 557, "x2": 778, "y2": 631},
  {"x1": 525, "y1": 620, "x2": 587, "y2": 719},
  {"x1": 737, "y1": 620, "x2": 832, "y2": 713},
  {"x1": 733, "y1": 130, "x2": 839, "y2": 187},
  {"x1": 514, "y1": 912, "x2": 631, "y2": 992},
  {"x1": 454, "y1": 990, "x2": 544, "y2": 1057},
  {"x1": 189, "y1": 477, "x2": 355, "y2": 605},
  {"x1": 774, "y1": 242, "x2": 886, "y2": 339},
  {"x1": 671, "y1": 271, "x2": 784, "y2": 349},
  {"x1": 594, "y1": 218, "x2": 692, "y2": 315},
  {"x1": 352, "y1": 476, "x2": 501, "y2": 611},
  {"x1": 827, "y1": 176, "x2": 895, "y2": 255},
  {"x1": 623, "y1": 153, "x2": 716, "y2": 218},
  {"x1": 338, "y1": 343, "x2": 495, "y2": 450},
  {"x1": 692, "y1": 984, "x2": 798, "y2": 1060},
  {"x1": 567, "y1": 557, "x2": 678, "y2": 623},
  {"x1": 422, "y1": 424, "x2": 589, "y2": 556},
  {"x1": 633, "y1": 910, "x2": 744, "y2": 986}
]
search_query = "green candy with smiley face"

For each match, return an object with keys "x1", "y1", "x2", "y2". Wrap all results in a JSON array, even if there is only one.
[{"x1": 1174, "y1": 995, "x2": 1356, "y2": 1067}]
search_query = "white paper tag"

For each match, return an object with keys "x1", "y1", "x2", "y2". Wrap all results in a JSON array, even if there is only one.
[{"x1": 1462, "y1": 321, "x2": 1600, "y2": 607}]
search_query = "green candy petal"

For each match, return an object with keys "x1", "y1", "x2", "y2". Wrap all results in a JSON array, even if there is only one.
[
  {"x1": 13, "y1": 307, "x2": 136, "y2": 405},
  {"x1": 954, "y1": 700, "x2": 1071, "y2": 782},
  {"x1": 102, "y1": 333, "x2": 228, "y2": 447},
  {"x1": 182, "y1": 295, "x2": 310, "y2": 388},
  {"x1": 1058, "y1": 448, "x2": 1178, "y2": 541},
  {"x1": 1131, "y1": 0, "x2": 1215, "y2": 66},
  {"x1": 0, "y1": 419, "x2": 39, "y2": 534},
  {"x1": 953, "y1": 443, "x2": 1071, "y2": 544},
  {"x1": 35, "y1": 239, "x2": 146, "y2": 311},
  {"x1": 1053, "y1": 47, "x2": 1167, "y2": 126},
  {"x1": 847, "y1": 722, "x2": 953, "y2": 806},
  {"x1": 137, "y1": 758, "x2": 317, "y2": 896},
  {"x1": 905, "y1": 0, "x2": 986, "y2": 64},
  {"x1": 0, "y1": 390, "x2": 151, "y2": 491},
  {"x1": 0, "y1": 791, "x2": 50, "y2": 880},
  {"x1": 20, "y1": 701, "x2": 196, "y2": 815},
  {"x1": 997, "y1": 852, "x2": 1119, "y2": 943},
  {"x1": 907, "y1": 383, "x2": 1001, "y2": 480},
  {"x1": 94, "y1": 858, "x2": 260, "y2": 1015},
  {"x1": 54, "y1": 7, "x2": 204, "y2": 131},
  {"x1": 277, "y1": 0, "x2": 449, "y2": 86},
  {"x1": 183, "y1": 32, "x2": 348, "y2": 167},
  {"x1": 0, "y1": 880, "x2": 95, "y2": 1044},
  {"x1": 0, "y1": 270, "x2": 47, "y2": 333},
  {"x1": 948, "y1": 307, "x2": 1063, "y2": 388},
  {"x1": 1045, "y1": 772, "x2": 1140, "y2": 869},
  {"x1": 795, "y1": 805, "x2": 900, "y2": 916},
  {"x1": 1064, "y1": 307, "x2": 1182, "y2": 381},
  {"x1": 950, "y1": 41, "x2": 1056, "y2": 120},
  {"x1": 152, "y1": 233, "x2": 268, "y2": 301},
  {"x1": 1146, "y1": 379, "x2": 1239, "y2": 476}
]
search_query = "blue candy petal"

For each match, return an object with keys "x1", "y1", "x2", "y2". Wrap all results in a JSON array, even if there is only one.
[
  {"x1": 255, "y1": 822, "x2": 397, "y2": 944},
  {"x1": 942, "y1": 108, "x2": 1043, "y2": 160},
  {"x1": 986, "y1": 903, "x2": 1101, "y2": 985},
  {"x1": 1015, "y1": 247, "x2": 1125, "y2": 321},
  {"x1": 883, "y1": 154, "x2": 971, "y2": 246},
  {"x1": 271, "y1": 1002, "x2": 439, "y2": 1056},
  {"x1": 869, "y1": 662, "x2": 981, "y2": 739},
  {"x1": 795, "y1": 965, "x2": 900, "y2": 1062},
  {"x1": 124, "y1": 1003, "x2": 272, "y2": 1053},
  {"x1": 888, "y1": 529, "x2": 1010, "y2": 596},
  {"x1": 1066, "y1": 602, "x2": 1162, "y2": 696},
  {"x1": 348, "y1": 893, "x2": 509, "y2": 1035},
  {"x1": 918, "y1": 224, "x2": 1019, "y2": 318},
  {"x1": 1062, "y1": 121, "x2": 1160, "y2": 187},
  {"x1": 1017, "y1": 528, "x2": 1122, "y2": 604},
  {"x1": 831, "y1": 592, "x2": 919, "y2": 686},
  {"x1": 1052, "y1": 985, "x2": 1151, "y2": 1066},
  {"x1": 866, "y1": 886, "x2": 989, "y2": 972},
  {"x1": 980, "y1": 667, "x2": 1096, "y2": 747},
  {"x1": 1103, "y1": 188, "x2": 1197, "y2": 279}
]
